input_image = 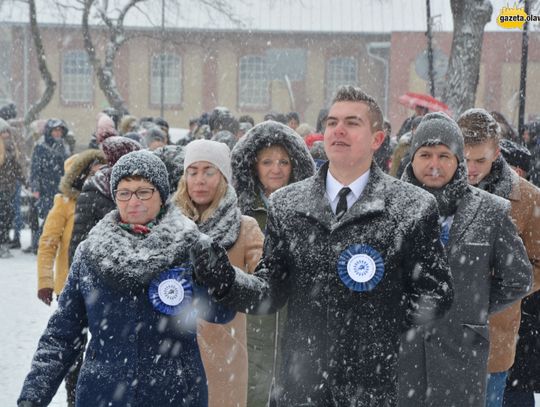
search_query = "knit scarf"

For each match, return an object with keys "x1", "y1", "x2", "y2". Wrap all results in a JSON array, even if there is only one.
[
  {"x1": 197, "y1": 185, "x2": 242, "y2": 250},
  {"x1": 403, "y1": 161, "x2": 469, "y2": 217},
  {"x1": 476, "y1": 155, "x2": 514, "y2": 199}
]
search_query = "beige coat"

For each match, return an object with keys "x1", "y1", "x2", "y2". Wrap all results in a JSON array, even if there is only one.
[
  {"x1": 197, "y1": 215, "x2": 264, "y2": 407},
  {"x1": 488, "y1": 172, "x2": 540, "y2": 372}
]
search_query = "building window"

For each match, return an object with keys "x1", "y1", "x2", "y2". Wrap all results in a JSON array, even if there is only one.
[
  {"x1": 239, "y1": 55, "x2": 269, "y2": 109},
  {"x1": 326, "y1": 57, "x2": 358, "y2": 102},
  {"x1": 62, "y1": 50, "x2": 93, "y2": 103},
  {"x1": 151, "y1": 53, "x2": 182, "y2": 106}
]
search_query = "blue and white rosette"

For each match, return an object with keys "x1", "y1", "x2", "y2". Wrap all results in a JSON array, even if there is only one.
[
  {"x1": 149, "y1": 267, "x2": 193, "y2": 315},
  {"x1": 337, "y1": 244, "x2": 385, "y2": 292}
]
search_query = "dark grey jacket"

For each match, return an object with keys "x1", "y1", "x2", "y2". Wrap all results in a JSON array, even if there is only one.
[
  {"x1": 220, "y1": 163, "x2": 454, "y2": 406},
  {"x1": 398, "y1": 186, "x2": 532, "y2": 407}
]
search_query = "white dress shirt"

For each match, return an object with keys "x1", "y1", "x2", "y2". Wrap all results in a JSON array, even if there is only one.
[{"x1": 326, "y1": 169, "x2": 371, "y2": 214}]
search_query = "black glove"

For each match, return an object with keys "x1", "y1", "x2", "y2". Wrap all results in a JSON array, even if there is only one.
[{"x1": 190, "y1": 238, "x2": 235, "y2": 297}]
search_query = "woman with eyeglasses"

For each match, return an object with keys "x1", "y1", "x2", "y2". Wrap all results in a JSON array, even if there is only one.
[
  {"x1": 173, "y1": 139, "x2": 263, "y2": 407},
  {"x1": 230, "y1": 120, "x2": 315, "y2": 407},
  {"x1": 18, "y1": 150, "x2": 235, "y2": 407}
]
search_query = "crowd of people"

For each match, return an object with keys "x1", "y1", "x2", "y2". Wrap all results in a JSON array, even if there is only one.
[{"x1": 0, "y1": 85, "x2": 539, "y2": 407}]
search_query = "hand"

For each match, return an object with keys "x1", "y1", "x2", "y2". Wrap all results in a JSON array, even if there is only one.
[
  {"x1": 190, "y1": 238, "x2": 235, "y2": 296},
  {"x1": 38, "y1": 288, "x2": 54, "y2": 306},
  {"x1": 32, "y1": 191, "x2": 40, "y2": 199}
]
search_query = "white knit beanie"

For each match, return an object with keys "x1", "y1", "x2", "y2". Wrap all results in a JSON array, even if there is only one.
[{"x1": 184, "y1": 139, "x2": 232, "y2": 183}]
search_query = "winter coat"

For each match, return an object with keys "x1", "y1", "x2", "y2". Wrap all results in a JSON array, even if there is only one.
[
  {"x1": 0, "y1": 119, "x2": 24, "y2": 193},
  {"x1": 472, "y1": 156, "x2": 540, "y2": 373},
  {"x1": 219, "y1": 162, "x2": 453, "y2": 406},
  {"x1": 194, "y1": 186, "x2": 264, "y2": 407},
  {"x1": 68, "y1": 167, "x2": 115, "y2": 265},
  {"x1": 398, "y1": 163, "x2": 532, "y2": 407},
  {"x1": 37, "y1": 150, "x2": 106, "y2": 295},
  {"x1": 507, "y1": 290, "x2": 540, "y2": 392},
  {"x1": 19, "y1": 206, "x2": 235, "y2": 407},
  {"x1": 29, "y1": 120, "x2": 70, "y2": 218},
  {"x1": 230, "y1": 120, "x2": 315, "y2": 406}
]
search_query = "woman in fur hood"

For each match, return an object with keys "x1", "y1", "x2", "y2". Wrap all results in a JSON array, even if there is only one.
[
  {"x1": 19, "y1": 150, "x2": 235, "y2": 407},
  {"x1": 231, "y1": 120, "x2": 315, "y2": 230},
  {"x1": 230, "y1": 120, "x2": 315, "y2": 407},
  {"x1": 174, "y1": 139, "x2": 264, "y2": 407}
]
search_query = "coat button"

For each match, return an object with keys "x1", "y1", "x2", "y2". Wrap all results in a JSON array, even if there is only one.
[{"x1": 128, "y1": 334, "x2": 136, "y2": 343}]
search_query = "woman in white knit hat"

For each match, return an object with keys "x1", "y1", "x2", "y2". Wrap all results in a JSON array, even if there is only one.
[{"x1": 175, "y1": 139, "x2": 264, "y2": 407}]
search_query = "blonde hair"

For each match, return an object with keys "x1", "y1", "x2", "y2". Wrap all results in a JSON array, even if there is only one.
[{"x1": 174, "y1": 173, "x2": 228, "y2": 223}]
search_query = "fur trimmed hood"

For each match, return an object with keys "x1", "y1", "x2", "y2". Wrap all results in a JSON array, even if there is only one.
[
  {"x1": 79, "y1": 204, "x2": 201, "y2": 292},
  {"x1": 59, "y1": 149, "x2": 106, "y2": 200},
  {"x1": 231, "y1": 120, "x2": 315, "y2": 214}
]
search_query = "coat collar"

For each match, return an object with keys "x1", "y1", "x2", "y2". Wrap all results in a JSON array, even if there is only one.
[
  {"x1": 447, "y1": 186, "x2": 482, "y2": 248},
  {"x1": 295, "y1": 161, "x2": 386, "y2": 230}
]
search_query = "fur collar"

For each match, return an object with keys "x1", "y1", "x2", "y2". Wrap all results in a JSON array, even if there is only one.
[
  {"x1": 476, "y1": 155, "x2": 514, "y2": 199},
  {"x1": 81, "y1": 205, "x2": 201, "y2": 292},
  {"x1": 59, "y1": 149, "x2": 106, "y2": 200},
  {"x1": 197, "y1": 185, "x2": 241, "y2": 250}
]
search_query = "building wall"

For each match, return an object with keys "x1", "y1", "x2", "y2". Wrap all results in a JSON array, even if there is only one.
[
  {"x1": 388, "y1": 31, "x2": 540, "y2": 135},
  {"x1": 5, "y1": 25, "x2": 388, "y2": 146}
]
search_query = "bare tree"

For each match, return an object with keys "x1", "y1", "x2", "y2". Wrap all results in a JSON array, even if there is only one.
[
  {"x1": 81, "y1": 0, "x2": 138, "y2": 114},
  {"x1": 78, "y1": 0, "x2": 243, "y2": 115},
  {"x1": 442, "y1": 0, "x2": 492, "y2": 117},
  {"x1": 24, "y1": 0, "x2": 56, "y2": 125}
]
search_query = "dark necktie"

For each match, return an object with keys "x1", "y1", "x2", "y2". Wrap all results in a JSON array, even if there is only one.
[{"x1": 336, "y1": 187, "x2": 351, "y2": 220}]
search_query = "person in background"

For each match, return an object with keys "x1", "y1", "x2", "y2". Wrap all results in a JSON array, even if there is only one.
[
  {"x1": 144, "y1": 126, "x2": 167, "y2": 150},
  {"x1": 456, "y1": 108, "x2": 540, "y2": 407},
  {"x1": 230, "y1": 120, "x2": 314, "y2": 407},
  {"x1": 18, "y1": 150, "x2": 235, "y2": 407},
  {"x1": 152, "y1": 145, "x2": 185, "y2": 195},
  {"x1": 396, "y1": 104, "x2": 428, "y2": 140},
  {"x1": 389, "y1": 116, "x2": 423, "y2": 178},
  {"x1": 174, "y1": 139, "x2": 264, "y2": 407},
  {"x1": 27, "y1": 118, "x2": 71, "y2": 254},
  {"x1": 0, "y1": 118, "x2": 24, "y2": 258},
  {"x1": 36, "y1": 149, "x2": 105, "y2": 407},
  {"x1": 499, "y1": 138, "x2": 532, "y2": 179},
  {"x1": 286, "y1": 112, "x2": 300, "y2": 130},
  {"x1": 399, "y1": 112, "x2": 532, "y2": 407},
  {"x1": 373, "y1": 118, "x2": 393, "y2": 173},
  {"x1": 191, "y1": 86, "x2": 454, "y2": 406},
  {"x1": 153, "y1": 117, "x2": 170, "y2": 144}
]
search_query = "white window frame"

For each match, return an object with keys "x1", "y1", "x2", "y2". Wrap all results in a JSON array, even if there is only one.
[
  {"x1": 61, "y1": 50, "x2": 93, "y2": 103},
  {"x1": 150, "y1": 53, "x2": 182, "y2": 106},
  {"x1": 238, "y1": 55, "x2": 269, "y2": 109},
  {"x1": 326, "y1": 57, "x2": 358, "y2": 103}
]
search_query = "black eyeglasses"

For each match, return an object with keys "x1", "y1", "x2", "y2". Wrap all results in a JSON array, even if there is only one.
[{"x1": 114, "y1": 188, "x2": 156, "y2": 201}]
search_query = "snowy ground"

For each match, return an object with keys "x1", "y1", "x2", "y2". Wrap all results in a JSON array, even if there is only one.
[
  {"x1": 2, "y1": 229, "x2": 540, "y2": 406},
  {"x1": 0, "y1": 230, "x2": 67, "y2": 406}
]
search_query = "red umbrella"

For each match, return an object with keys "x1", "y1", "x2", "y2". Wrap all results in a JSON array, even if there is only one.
[{"x1": 398, "y1": 92, "x2": 451, "y2": 115}]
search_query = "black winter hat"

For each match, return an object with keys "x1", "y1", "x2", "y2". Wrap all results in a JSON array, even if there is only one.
[
  {"x1": 110, "y1": 150, "x2": 170, "y2": 204},
  {"x1": 500, "y1": 139, "x2": 532, "y2": 173},
  {"x1": 411, "y1": 112, "x2": 464, "y2": 162}
]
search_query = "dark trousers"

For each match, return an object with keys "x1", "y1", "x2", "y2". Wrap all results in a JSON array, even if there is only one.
[
  {"x1": 0, "y1": 190, "x2": 14, "y2": 244},
  {"x1": 502, "y1": 389, "x2": 534, "y2": 407}
]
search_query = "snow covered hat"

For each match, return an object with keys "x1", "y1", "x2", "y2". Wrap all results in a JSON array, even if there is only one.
[
  {"x1": 184, "y1": 139, "x2": 232, "y2": 183},
  {"x1": 102, "y1": 136, "x2": 142, "y2": 166},
  {"x1": 110, "y1": 150, "x2": 170, "y2": 204},
  {"x1": 410, "y1": 112, "x2": 464, "y2": 162}
]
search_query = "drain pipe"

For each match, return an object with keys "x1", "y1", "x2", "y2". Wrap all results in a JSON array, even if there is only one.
[{"x1": 367, "y1": 41, "x2": 390, "y2": 115}]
